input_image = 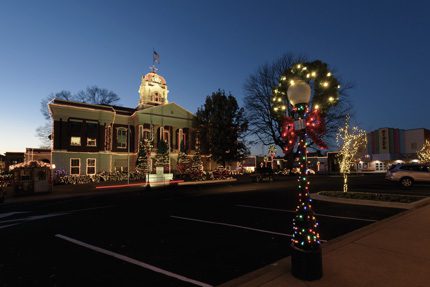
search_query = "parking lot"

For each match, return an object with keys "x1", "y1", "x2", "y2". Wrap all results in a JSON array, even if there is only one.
[{"x1": 0, "y1": 174, "x2": 425, "y2": 286}]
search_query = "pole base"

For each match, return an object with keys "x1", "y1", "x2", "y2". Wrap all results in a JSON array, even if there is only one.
[
  {"x1": 291, "y1": 244, "x2": 323, "y2": 281},
  {"x1": 144, "y1": 184, "x2": 151, "y2": 192}
]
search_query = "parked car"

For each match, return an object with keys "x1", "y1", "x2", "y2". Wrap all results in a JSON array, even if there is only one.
[{"x1": 385, "y1": 163, "x2": 430, "y2": 187}]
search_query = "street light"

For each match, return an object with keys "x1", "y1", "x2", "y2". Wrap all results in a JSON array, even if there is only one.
[
  {"x1": 145, "y1": 125, "x2": 154, "y2": 191},
  {"x1": 287, "y1": 80, "x2": 323, "y2": 280},
  {"x1": 51, "y1": 163, "x2": 56, "y2": 193}
]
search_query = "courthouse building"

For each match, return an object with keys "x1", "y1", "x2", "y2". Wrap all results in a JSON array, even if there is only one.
[{"x1": 49, "y1": 70, "x2": 197, "y2": 176}]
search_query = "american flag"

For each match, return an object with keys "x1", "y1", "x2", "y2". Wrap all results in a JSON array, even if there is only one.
[{"x1": 153, "y1": 50, "x2": 160, "y2": 64}]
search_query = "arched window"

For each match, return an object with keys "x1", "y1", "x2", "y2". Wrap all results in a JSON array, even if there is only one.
[
  {"x1": 139, "y1": 125, "x2": 151, "y2": 142},
  {"x1": 177, "y1": 128, "x2": 187, "y2": 151},
  {"x1": 161, "y1": 126, "x2": 170, "y2": 148},
  {"x1": 116, "y1": 127, "x2": 127, "y2": 149}
]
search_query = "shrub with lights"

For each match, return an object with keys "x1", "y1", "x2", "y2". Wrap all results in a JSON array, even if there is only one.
[
  {"x1": 273, "y1": 60, "x2": 342, "y2": 280},
  {"x1": 417, "y1": 139, "x2": 430, "y2": 163}
]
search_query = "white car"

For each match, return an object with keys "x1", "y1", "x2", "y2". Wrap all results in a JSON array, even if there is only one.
[{"x1": 385, "y1": 164, "x2": 430, "y2": 187}]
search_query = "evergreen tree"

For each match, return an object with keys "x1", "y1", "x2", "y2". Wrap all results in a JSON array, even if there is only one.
[
  {"x1": 155, "y1": 140, "x2": 170, "y2": 167},
  {"x1": 177, "y1": 141, "x2": 190, "y2": 175},
  {"x1": 189, "y1": 143, "x2": 205, "y2": 180},
  {"x1": 196, "y1": 90, "x2": 249, "y2": 166},
  {"x1": 136, "y1": 139, "x2": 152, "y2": 174}
]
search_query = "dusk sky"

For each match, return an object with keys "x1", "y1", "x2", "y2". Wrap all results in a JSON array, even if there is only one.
[{"x1": 1, "y1": 0, "x2": 429, "y2": 154}]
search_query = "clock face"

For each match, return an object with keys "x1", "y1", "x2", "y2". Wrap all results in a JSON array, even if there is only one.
[{"x1": 152, "y1": 76, "x2": 161, "y2": 84}]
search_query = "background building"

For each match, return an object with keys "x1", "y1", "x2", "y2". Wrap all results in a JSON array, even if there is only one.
[
  {"x1": 4, "y1": 152, "x2": 25, "y2": 172},
  {"x1": 24, "y1": 148, "x2": 51, "y2": 163},
  {"x1": 364, "y1": 128, "x2": 430, "y2": 171}
]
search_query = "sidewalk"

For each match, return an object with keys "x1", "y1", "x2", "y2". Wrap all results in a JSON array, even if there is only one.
[{"x1": 220, "y1": 203, "x2": 430, "y2": 287}]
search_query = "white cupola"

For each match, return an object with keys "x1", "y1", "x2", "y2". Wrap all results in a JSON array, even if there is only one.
[{"x1": 137, "y1": 72, "x2": 169, "y2": 110}]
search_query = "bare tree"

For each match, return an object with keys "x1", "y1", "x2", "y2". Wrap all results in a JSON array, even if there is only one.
[
  {"x1": 76, "y1": 86, "x2": 120, "y2": 105},
  {"x1": 36, "y1": 122, "x2": 52, "y2": 148},
  {"x1": 244, "y1": 54, "x2": 352, "y2": 152},
  {"x1": 36, "y1": 87, "x2": 120, "y2": 147},
  {"x1": 40, "y1": 90, "x2": 74, "y2": 120}
]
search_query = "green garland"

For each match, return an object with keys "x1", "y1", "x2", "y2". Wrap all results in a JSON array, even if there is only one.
[{"x1": 272, "y1": 60, "x2": 341, "y2": 115}]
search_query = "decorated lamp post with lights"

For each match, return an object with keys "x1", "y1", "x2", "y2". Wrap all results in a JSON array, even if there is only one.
[{"x1": 273, "y1": 61, "x2": 341, "y2": 280}]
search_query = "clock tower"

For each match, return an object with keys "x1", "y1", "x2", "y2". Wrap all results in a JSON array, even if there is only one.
[{"x1": 137, "y1": 71, "x2": 169, "y2": 110}]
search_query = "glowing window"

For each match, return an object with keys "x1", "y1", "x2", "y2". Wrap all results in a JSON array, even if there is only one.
[
  {"x1": 70, "y1": 136, "x2": 81, "y2": 146},
  {"x1": 87, "y1": 138, "x2": 97, "y2": 147}
]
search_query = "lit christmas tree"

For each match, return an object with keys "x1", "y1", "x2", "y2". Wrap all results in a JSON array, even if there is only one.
[
  {"x1": 336, "y1": 116, "x2": 367, "y2": 192},
  {"x1": 189, "y1": 138, "x2": 205, "y2": 180},
  {"x1": 155, "y1": 139, "x2": 170, "y2": 167},
  {"x1": 418, "y1": 139, "x2": 430, "y2": 163},
  {"x1": 136, "y1": 139, "x2": 153, "y2": 175},
  {"x1": 177, "y1": 141, "x2": 191, "y2": 176}
]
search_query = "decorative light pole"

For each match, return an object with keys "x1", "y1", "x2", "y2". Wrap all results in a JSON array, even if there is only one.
[
  {"x1": 145, "y1": 126, "x2": 154, "y2": 191},
  {"x1": 286, "y1": 80, "x2": 322, "y2": 280},
  {"x1": 273, "y1": 61, "x2": 342, "y2": 280}
]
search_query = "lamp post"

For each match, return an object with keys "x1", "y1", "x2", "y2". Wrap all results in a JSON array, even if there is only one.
[
  {"x1": 51, "y1": 163, "x2": 56, "y2": 193},
  {"x1": 145, "y1": 126, "x2": 154, "y2": 191},
  {"x1": 287, "y1": 80, "x2": 322, "y2": 280}
]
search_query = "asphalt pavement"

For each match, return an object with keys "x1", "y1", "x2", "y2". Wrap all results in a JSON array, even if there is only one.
[{"x1": 0, "y1": 174, "x2": 418, "y2": 286}]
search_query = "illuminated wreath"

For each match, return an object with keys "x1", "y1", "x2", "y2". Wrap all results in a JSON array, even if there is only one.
[{"x1": 272, "y1": 60, "x2": 341, "y2": 115}]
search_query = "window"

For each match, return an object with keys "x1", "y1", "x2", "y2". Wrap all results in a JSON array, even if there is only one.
[
  {"x1": 163, "y1": 129, "x2": 170, "y2": 144},
  {"x1": 87, "y1": 138, "x2": 97, "y2": 146},
  {"x1": 154, "y1": 92, "x2": 160, "y2": 102},
  {"x1": 87, "y1": 158, "x2": 96, "y2": 175},
  {"x1": 139, "y1": 125, "x2": 151, "y2": 142},
  {"x1": 411, "y1": 143, "x2": 417, "y2": 150},
  {"x1": 70, "y1": 136, "x2": 81, "y2": 146},
  {"x1": 160, "y1": 127, "x2": 170, "y2": 147},
  {"x1": 70, "y1": 158, "x2": 80, "y2": 175},
  {"x1": 375, "y1": 162, "x2": 385, "y2": 171},
  {"x1": 117, "y1": 128, "x2": 127, "y2": 149},
  {"x1": 178, "y1": 129, "x2": 186, "y2": 150},
  {"x1": 70, "y1": 120, "x2": 83, "y2": 146},
  {"x1": 86, "y1": 122, "x2": 98, "y2": 147}
]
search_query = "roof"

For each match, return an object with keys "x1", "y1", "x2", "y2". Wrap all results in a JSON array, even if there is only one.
[
  {"x1": 9, "y1": 160, "x2": 51, "y2": 170},
  {"x1": 143, "y1": 72, "x2": 167, "y2": 85},
  {"x1": 52, "y1": 99, "x2": 136, "y2": 115}
]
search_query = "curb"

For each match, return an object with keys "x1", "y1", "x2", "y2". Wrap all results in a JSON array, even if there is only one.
[
  {"x1": 219, "y1": 195, "x2": 430, "y2": 287},
  {"x1": 0, "y1": 178, "x2": 239, "y2": 206},
  {"x1": 178, "y1": 178, "x2": 237, "y2": 186},
  {"x1": 310, "y1": 191, "x2": 430, "y2": 209}
]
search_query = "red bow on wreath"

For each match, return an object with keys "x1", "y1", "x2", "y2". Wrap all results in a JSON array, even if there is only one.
[{"x1": 281, "y1": 109, "x2": 328, "y2": 153}]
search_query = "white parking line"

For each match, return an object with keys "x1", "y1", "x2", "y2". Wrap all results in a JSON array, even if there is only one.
[
  {"x1": 171, "y1": 215, "x2": 293, "y2": 237},
  {"x1": 64, "y1": 205, "x2": 113, "y2": 213},
  {"x1": 0, "y1": 223, "x2": 20, "y2": 230},
  {"x1": 0, "y1": 213, "x2": 69, "y2": 225},
  {"x1": 0, "y1": 212, "x2": 29, "y2": 219},
  {"x1": 55, "y1": 234, "x2": 213, "y2": 287},
  {"x1": 236, "y1": 204, "x2": 377, "y2": 222}
]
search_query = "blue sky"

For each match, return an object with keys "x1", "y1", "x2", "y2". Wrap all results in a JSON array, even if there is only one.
[{"x1": 1, "y1": 0, "x2": 429, "y2": 154}]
